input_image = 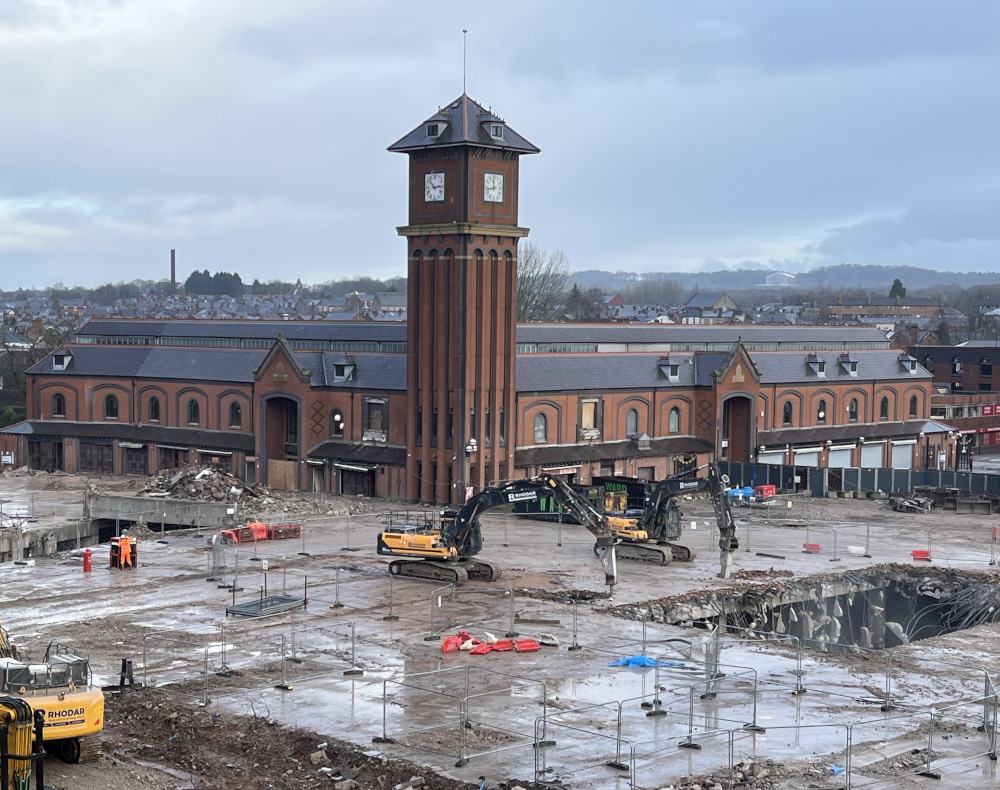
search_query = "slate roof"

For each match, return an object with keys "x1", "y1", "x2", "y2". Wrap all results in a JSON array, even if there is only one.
[
  {"x1": 751, "y1": 350, "x2": 931, "y2": 384},
  {"x1": 388, "y1": 94, "x2": 539, "y2": 155},
  {"x1": 27, "y1": 346, "x2": 407, "y2": 390},
  {"x1": 515, "y1": 324, "x2": 890, "y2": 347},
  {"x1": 313, "y1": 353, "x2": 406, "y2": 390},
  {"x1": 27, "y1": 346, "x2": 266, "y2": 381},
  {"x1": 685, "y1": 293, "x2": 726, "y2": 309},
  {"x1": 515, "y1": 437, "x2": 713, "y2": 468},
  {"x1": 516, "y1": 353, "x2": 700, "y2": 392}
]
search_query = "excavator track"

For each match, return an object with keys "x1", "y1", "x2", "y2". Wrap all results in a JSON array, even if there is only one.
[
  {"x1": 615, "y1": 543, "x2": 672, "y2": 566},
  {"x1": 663, "y1": 543, "x2": 696, "y2": 563},
  {"x1": 53, "y1": 733, "x2": 101, "y2": 764},
  {"x1": 462, "y1": 560, "x2": 500, "y2": 582},
  {"x1": 388, "y1": 560, "x2": 460, "y2": 584},
  {"x1": 387, "y1": 559, "x2": 501, "y2": 583}
]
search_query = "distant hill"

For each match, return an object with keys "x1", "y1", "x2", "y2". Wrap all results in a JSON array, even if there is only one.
[{"x1": 571, "y1": 264, "x2": 998, "y2": 293}]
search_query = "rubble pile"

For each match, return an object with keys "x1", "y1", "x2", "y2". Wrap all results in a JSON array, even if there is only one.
[
  {"x1": 131, "y1": 465, "x2": 373, "y2": 518},
  {"x1": 666, "y1": 758, "x2": 787, "y2": 789},
  {"x1": 139, "y1": 466, "x2": 255, "y2": 503}
]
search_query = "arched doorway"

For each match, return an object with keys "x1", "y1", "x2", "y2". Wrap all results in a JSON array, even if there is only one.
[
  {"x1": 721, "y1": 395, "x2": 753, "y2": 463},
  {"x1": 261, "y1": 395, "x2": 300, "y2": 490}
]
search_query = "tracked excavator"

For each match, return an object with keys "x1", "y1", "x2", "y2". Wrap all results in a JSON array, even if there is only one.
[
  {"x1": 377, "y1": 474, "x2": 618, "y2": 589},
  {"x1": 605, "y1": 463, "x2": 740, "y2": 577},
  {"x1": 0, "y1": 624, "x2": 104, "y2": 778}
]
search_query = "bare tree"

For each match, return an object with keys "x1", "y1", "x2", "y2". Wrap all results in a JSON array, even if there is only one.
[{"x1": 516, "y1": 243, "x2": 570, "y2": 322}]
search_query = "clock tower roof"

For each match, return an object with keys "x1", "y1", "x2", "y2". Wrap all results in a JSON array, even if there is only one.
[{"x1": 388, "y1": 94, "x2": 540, "y2": 155}]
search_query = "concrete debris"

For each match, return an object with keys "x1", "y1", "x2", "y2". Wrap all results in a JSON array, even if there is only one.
[
  {"x1": 309, "y1": 749, "x2": 330, "y2": 766},
  {"x1": 139, "y1": 466, "x2": 261, "y2": 503}
]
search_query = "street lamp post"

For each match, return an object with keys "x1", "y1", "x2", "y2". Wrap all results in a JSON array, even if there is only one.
[{"x1": 463, "y1": 438, "x2": 478, "y2": 503}]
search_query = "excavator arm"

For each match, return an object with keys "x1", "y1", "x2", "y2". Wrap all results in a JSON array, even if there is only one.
[
  {"x1": 630, "y1": 463, "x2": 739, "y2": 577},
  {"x1": 442, "y1": 475, "x2": 618, "y2": 589}
]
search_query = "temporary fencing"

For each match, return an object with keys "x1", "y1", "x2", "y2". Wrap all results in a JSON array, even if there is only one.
[
  {"x1": 140, "y1": 614, "x2": 364, "y2": 704},
  {"x1": 375, "y1": 665, "x2": 548, "y2": 767}
]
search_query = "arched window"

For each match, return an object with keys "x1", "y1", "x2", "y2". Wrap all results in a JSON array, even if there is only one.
[
  {"x1": 879, "y1": 396, "x2": 889, "y2": 421},
  {"x1": 668, "y1": 406, "x2": 680, "y2": 434},
  {"x1": 229, "y1": 402, "x2": 242, "y2": 429},
  {"x1": 909, "y1": 395, "x2": 918, "y2": 419},
  {"x1": 148, "y1": 396, "x2": 160, "y2": 422},
  {"x1": 626, "y1": 408, "x2": 638, "y2": 435},
  {"x1": 187, "y1": 399, "x2": 200, "y2": 425},
  {"x1": 533, "y1": 413, "x2": 548, "y2": 443},
  {"x1": 817, "y1": 399, "x2": 827, "y2": 424},
  {"x1": 782, "y1": 401, "x2": 793, "y2": 426},
  {"x1": 104, "y1": 394, "x2": 119, "y2": 419},
  {"x1": 51, "y1": 393, "x2": 66, "y2": 418},
  {"x1": 848, "y1": 398, "x2": 859, "y2": 422},
  {"x1": 330, "y1": 408, "x2": 344, "y2": 438}
]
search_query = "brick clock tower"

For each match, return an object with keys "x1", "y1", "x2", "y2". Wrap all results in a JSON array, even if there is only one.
[{"x1": 389, "y1": 95, "x2": 539, "y2": 503}]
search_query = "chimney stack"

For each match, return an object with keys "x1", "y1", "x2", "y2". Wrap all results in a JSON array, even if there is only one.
[{"x1": 170, "y1": 249, "x2": 176, "y2": 288}]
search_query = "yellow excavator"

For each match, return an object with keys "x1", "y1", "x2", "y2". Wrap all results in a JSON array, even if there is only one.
[
  {"x1": 603, "y1": 463, "x2": 740, "y2": 577},
  {"x1": 0, "y1": 627, "x2": 104, "y2": 767},
  {"x1": 377, "y1": 474, "x2": 618, "y2": 589}
]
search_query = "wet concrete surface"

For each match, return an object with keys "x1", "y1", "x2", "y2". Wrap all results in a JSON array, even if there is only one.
[{"x1": 2, "y1": 473, "x2": 1000, "y2": 787}]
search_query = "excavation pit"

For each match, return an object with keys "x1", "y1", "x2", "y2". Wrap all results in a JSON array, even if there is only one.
[{"x1": 614, "y1": 565, "x2": 1000, "y2": 652}]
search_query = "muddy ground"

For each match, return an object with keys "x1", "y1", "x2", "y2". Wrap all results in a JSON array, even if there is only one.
[{"x1": 5, "y1": 470, "x2": 1000, "y2": 789}]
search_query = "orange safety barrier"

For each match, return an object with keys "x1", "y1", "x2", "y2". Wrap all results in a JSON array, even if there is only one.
[
  {"x1": 912, "y1": 549, "x2": 931, "y2": 561},
  {"x1": 802, "y1": 543, "x2": 822, "y2": 554},
  {"x1": 514, "y1": 639, "x2": 541, "y2": 652},
  {"x1": 491, "y1": 639, "x2": 515, "y2": 652}
]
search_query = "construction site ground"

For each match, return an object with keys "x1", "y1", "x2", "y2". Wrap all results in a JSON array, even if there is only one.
[{"x1": 3, "y1": 470, "x2": 1000, "y2": 789}]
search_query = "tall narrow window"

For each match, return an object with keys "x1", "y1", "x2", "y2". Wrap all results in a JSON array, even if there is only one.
[
  {"x1": 148, "y1": 396, "x2": 160, "y2": 422},
  {"x1": 104, "y1": 394, "x2": 119, "y2": 419},
  {"x1": 879, "y1": 397, "x2": 889, "y2": 421},
  {"x1": 668, "y1": 406, "x2": 680, "y2": 434},
  {"x1": 626, "y1": 408, "x2": 638, "y2": 435},
  {"x1": 782, "y1": 401, "x2": 793, "y2": 426},
  {"x1": 533, "y1": 413, "x2": 548, "y2": 443},
  {"x1": 817, "y1": 399, "x2": 827, "y2": 424},
  {"x1": 228, "y1": 402, "x2": 242, "y2": 429},
  {"x1": 909, "y1": 395, "x2": 918, "y2": 418},
  {"x1": 499, "y1": 408, "x2": 506, "y2": 444},
  {"x1": 330, "y1": 408, "x2": 344, "y2": 438},
  {"x1": 187, "y1": 399, "x2": 200, "y2": 425},
  {"x1": 848, "y1": 398, "x2": 859, "y2": 422},
  {"x1": 470, "y1": 409, "x2": 477, "y2": 440},
  {"x1": 484, "y1": 408, "x2": 492, "y2": 442},
  {"x1": 51, "y1": 393, "x2": 66, "y2": 418}
]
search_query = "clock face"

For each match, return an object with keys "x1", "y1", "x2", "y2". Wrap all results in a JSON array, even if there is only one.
[
  {"x1": 484, "y1": 172, "x2": 504, "y2": 203},
  {"x1": 424, "y1": 172, "x2": 445, "y2": 202}
]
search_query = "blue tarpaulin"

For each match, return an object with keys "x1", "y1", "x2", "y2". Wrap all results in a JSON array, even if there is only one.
[{"x1": 607, "y1": 655, "x2": 685, "y2": 668}]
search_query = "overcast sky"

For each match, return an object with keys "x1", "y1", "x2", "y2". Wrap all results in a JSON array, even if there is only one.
[{"x1": 1, "y1": 1, "x2": 998, "y2": 289}]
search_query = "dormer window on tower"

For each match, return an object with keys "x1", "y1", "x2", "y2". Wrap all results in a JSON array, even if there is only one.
[
  {"x1": 426, "y1": 123, "x2": 441, "y2": 138},
  {"x1": 898, "y1": 354, "x2": 918, "y2": 374},
  {"x1": 490, "y1": 123, "x2": 504, "y2": 139}
]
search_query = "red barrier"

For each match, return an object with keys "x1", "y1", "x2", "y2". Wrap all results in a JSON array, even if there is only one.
[{"x1": 802, "y1": 543, "x2": 822, "y2": 554}]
